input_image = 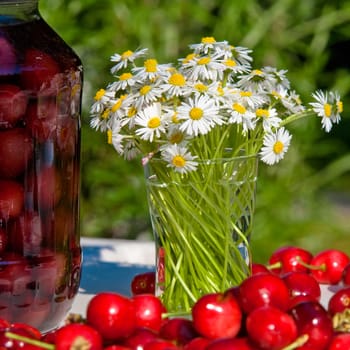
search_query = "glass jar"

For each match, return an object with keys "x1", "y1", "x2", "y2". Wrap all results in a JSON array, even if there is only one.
[{"x1": 0, "y1": 0, "x2": 82, "y2": 332}]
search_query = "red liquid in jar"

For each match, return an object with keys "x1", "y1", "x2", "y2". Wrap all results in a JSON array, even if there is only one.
[{"x1": 0, "y1": 14, "x2": 82, "y2": 332}]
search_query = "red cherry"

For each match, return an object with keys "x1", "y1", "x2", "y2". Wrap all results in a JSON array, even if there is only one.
[
  {"x1": 183, "y1": 337, "x2": 210, "y2": 350},
  {"x1": 0, "y1": 180, "x2": 24, "y2": 220},
  {"x1": 123, "y1": 327, "x2": 158, "y2": 350},
  {"x1": 143, "y1": 339, "x2": 179, "y2": 350},
  {"x1": 268, "y1": 246, "x2": 313, "y2": 275},
  {"x1": 25, "y1": 99, "x2": 58, "y2": 142},
  {"x1": 282, "y1": 271, "x2": 321, "y2": 303},
  {"x1": 54, "y1": 323, "x2": 103, "y2": 350},
  {"x1": 21, "y1": 49, "x2": 60, "y2": 94},
  {"x1": 86, "y1": 292, "x2": 136, "y2": 342},
  {"x1": 131, "y1": 272, "x2": 156, "y2": 295},
  {"x1": 192, "y1": 292, "x2": 242, "y2": 340},
  {"x1": 205, "y1": 337, "x2": 259, "y2": 350},
  {"x1": 0, "y1": 37, "x2": 16, "y2": 75},
  {"x1": 159, "y1": 318, "x2": 198, "y2": 346},
  {"x1": 0, "y1": 128, "x2": 33, "y2": 179},
  {"x1": 104, "y1": 346, "x2": 132, "y2": 350},
  {"x1": 0, "y1": 84, "x2": 28, "y2": 129},
  {"x1": 8, "y1": 211, "x2": 44, "y2": 255},
  {"x1": 251, "y1": 263, "x2": 270, "y2": 275},
  {"x1": 328, "y1": 333, "x2": 350, "y2": 350},
  {"x1": 310, "y1": 249, "x2": 350, "y2": 284},
  {"x1": 328, "y1": 286, "x2": 350, "y2": 316},
  {"x1": 289, "y1": 301, "x2": 333, "y2": 350},
  {"x1": 0, "y1": 325, "x2": 41, "y2": 350},
  {"x1": 342, "y1": 262, "x2": 350, "y2": 286},
  {"x1": 132, "y1": 294, "x2": 166, "y2": 332},
  {"x1": 246, "y1": 305, "x2": 297, "y2": 350},
  {"x1": 238, "y1": 273, "x2": 290, "y2": 314}
]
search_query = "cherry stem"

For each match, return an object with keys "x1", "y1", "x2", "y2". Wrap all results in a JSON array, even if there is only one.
[
  {"x1": 295, "y1": 256, "x2": 326, "y2": 271},
  {"x1": 162, "y1": 310, "x2": 192, "y2": 319},
  {"x1": 281, "y1": 334, "x2": 309, "y2": 350},
  {"x1": 5, "y1": 332, "x2": 55, "y2": 350}
]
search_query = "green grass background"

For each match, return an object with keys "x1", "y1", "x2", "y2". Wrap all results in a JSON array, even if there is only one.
[{"x1": 39, "y1": 0, "x2": 350, "y2": 263}]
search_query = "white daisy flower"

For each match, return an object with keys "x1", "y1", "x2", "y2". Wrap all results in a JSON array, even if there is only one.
[
  {"x1": 90, "y1": 89, "x2": 115, "y2": 114},
  {"x1": 110, "y1": 48, "x2": 148, "y2": 73},
  {"x1": 123, "y1": 139, "x2": 140, "y2": 160},
  {"x1": 260, "y1": 127, "x2": 292, "y2": 165},
  {"x1": 108, "y1": 72, "x2": 139, "y2": 91},
  {"x1": 133, "y1": 82, "x2": 163, "y2": 109},
  {"x1": 107, "y1": 123, "x2": 126, "y2": 155},
  {"x1": 310, "y1": 90, "x2": 341, "y2": 132},
  {"x1": 228, "y1": 102, "x2": 257, "y2": 133},
  {"x1": 229, "y1": 89, "x2": 266, "y2": 109},
  {"x1": 132, "y1": 58, "x2": 172, "y2": 81},
  {"x1": 177, "y1": 95, "x2": 223, "y2": 136},
  {"x1": 161, "y1": 71, "x2": 192, "y2": 97},
  {"x1": 161, "y1": 144, "x2": 198, "y2": 174},
  {"x1": 262, "y1": 67, "x2": 290, "y2": 90},
  {"x1": 255, "y1": 108, "x2": 282, "y2": 131},
  {"x1": 189, "y1": 37, "x2": 225, "y2": 54},
  {"x1": 230, "y1": 45, "x2": 253, "y2": 66},
  {"x1": 135, "y1": 103, "x2": 166, "y2": 142},
  {"x1": 236, "y1": 68, "x2": 276, "y2": 93}
]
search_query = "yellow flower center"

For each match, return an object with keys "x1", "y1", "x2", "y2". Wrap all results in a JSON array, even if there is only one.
[
  {"x1": 121, "y1": 50, "x2": 133, "y2": 60},
  {"x1": 144, "y1": 58, "x2": 158, "y2": 72},
  {"x1": 107, "y1": 130, "x2": 112, "y2": 144},
  {"x1": 169, "y1": 73, "x2": 186, "y2": 86},
  {"x1": 183, "y1": 53, "x2": 197, "y2": 64},
  {"x1": 198, "y1": 57, "x2": 211, "y2": 65},
  {"x1": 147, "y1": 116, "x2": 161, "y2": 129},
  {"x1": 112, "y1": 99, "x2": 122, "y2": 112},
  {"x1": 94, "y1": 89, "x2": 105, "y2": 101},
  {"x1": 170, "y1": 132, "x2": 184, "y2": 144},
  {"x1": 256, "y1": 108, "x2": 270, "y2": 118},
  {"x1": 324, "y1": 103, "x2": 332, "y2": 117},
  {"x1": 128, "y1": 106, "x2": 137, "y2": 118},
  {"x1": 240, "y1": 91, "x2": 253, "y2": 97},
  {"x1": 233, "y1": 103, "x2": 246, "y2": 114},
  {"x1": 225, "y1": 59, "x2": 237, "y2": 67},
  {"x1": 172, "y1": 155, "x2": 186, "y2": 168},
  {"x1": 337, "y1": 101, "x2": 343, "y2": 113},
  {"x1": 171, "y1": 112, "x2": 179, "y2": 123},
  {"x1": 273, "y1": 141, "x2": 284, "y2": 154},
  {"x1": 140, "y1": 85, "x2": 151, "y2": 95},
  {"x1": 253, "y1": 69, "x2": 263, "y2": 75},
  {"x1": 217, "y1": 84, "x2": 224, "y2": 96},
  {"x1": 272, "y1": 91, "x2": 282, "y2": 99},
  {"x1": 194, "y1": 83, "x2": 208, "y2": 93},
  {"x1": 120, "y1": 72, "x2": 132, "y2": 81},
  {"x1": 201, "y1": 36, "x2": 216, "y2": 44},
  {"x1": 102, "y1": 109, "x2": 110, "y2": 119},
  {"x1": 189, "y1": 107, "x2": 203, "y2": 120}
]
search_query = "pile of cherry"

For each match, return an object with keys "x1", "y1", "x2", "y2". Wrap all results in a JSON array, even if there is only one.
[{"x1": 2, "y1": 246, "x2": 350, "y2": 350}]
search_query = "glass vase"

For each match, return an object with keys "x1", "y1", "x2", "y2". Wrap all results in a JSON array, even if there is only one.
[
  {"x1": 144, "y1": 152, "x2": 258, "y2": 314},
  {"x1": 0, "y1": 0, "x2": 82, "y2": 332}
]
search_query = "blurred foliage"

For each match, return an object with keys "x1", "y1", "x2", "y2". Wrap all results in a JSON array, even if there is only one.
[{"x1": 39, "y1": 0, "x2": 350, "y2": 262}]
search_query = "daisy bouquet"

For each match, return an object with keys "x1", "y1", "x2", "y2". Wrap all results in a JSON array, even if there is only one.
[{"x1": 90, "y1": 37, "x2": 343, "y2": 313}]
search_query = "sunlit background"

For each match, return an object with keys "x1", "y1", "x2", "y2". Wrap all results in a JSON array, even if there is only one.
[{"x1": 39, "y1": 0, "x2": 350, "y2": 262}]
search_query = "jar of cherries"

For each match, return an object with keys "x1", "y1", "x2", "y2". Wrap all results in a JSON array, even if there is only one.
[{"x1": 0, "y1": 0, "x2": 82, "y2": 332}]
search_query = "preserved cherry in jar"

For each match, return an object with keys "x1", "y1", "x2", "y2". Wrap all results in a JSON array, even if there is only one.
[{"x1": 0, "y1": 0, "x2": 82, "y2": 332}]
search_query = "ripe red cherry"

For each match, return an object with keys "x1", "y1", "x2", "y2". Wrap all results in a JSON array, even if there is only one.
[
  {"x1": 25, "y1": 100, "x2": 58, "y2": 142},
  {"x1": 21, "y1": 49, "x2": 60, "y2": 94},
  {"x1": 238, "y1": 273, "x2": 290, "y2": 314},
  {"x1": 342, "y1": 262, "x2": 350, "y2": 285},
  {"x1": 0, "y1": 128, "x2": 33, "y2": 179},
  {"x1": 123, "y1": 327, "x2": 158, "y2": 350},
  {"x1": 205, "y1": 337, "x2": 259, "y2": 350},
  {"x1": 131, "y1": 271, "x2": 156, "y2": 295},
  {"x1": 0, "y1": 180, "x2": 24, "y2": 220},
  {"x1": 183, "y1": 337, "x2": 210, "y2": 350},
  {"x1": 251, "y1": 263, "x2": 270, "y2": 275},
  {"x1": 159, "y1": 318, "x2": 199, "y2": 346},
  {"x1": 246, "y1": 305, "x2": 297, "y2": 350},
  {"x1": 282, "y1": 271, "x2": 321, "y2": 303},
  {"x1": 54, "y1": 323, "x2": 103, "y2": 350},
  {"x1": 0, "y1": 84, "x2": 28, "y2": 128},
  {"x1": 328, "y1": 286, "x2": 350, "y2": 316},
  {"x1": 328, "y1": 333, "x2": 350, "y2": 350},
  {"x1": 143, "y1": 339, "x2": 179, "y2": 350},
  {"x1": 289, "y1": 301, "x2": 333, "y2": 350},
  {"x1": 310, "y1": 249, "x2": 350, "y2": 284},
  {"x1": 0, "y1": 37, "x2": 16, "y2": 75},
  {"x1": 268, "y1": 246, "x2": 313, "y2": 275},
  {"x1": 132, "y1": 294, "x2": 166, "y2": 332},
  {"x1": 86, "y1": 292, "x2": 136, "y2": 341},
  {"x1": 191, "y1": 292, "x2": 242, "y2": 340}
]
